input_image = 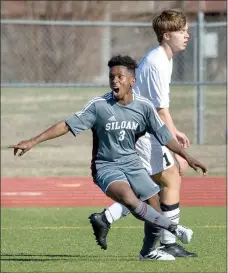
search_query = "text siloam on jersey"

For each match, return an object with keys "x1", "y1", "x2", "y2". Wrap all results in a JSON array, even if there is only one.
[{"x1": 105, "y1": 121, "x2": 139, "y2": 131}]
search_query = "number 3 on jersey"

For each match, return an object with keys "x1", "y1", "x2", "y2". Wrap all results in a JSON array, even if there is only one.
[{"x1": 119, "y1": 130, "x2": 126, "y2": 141}]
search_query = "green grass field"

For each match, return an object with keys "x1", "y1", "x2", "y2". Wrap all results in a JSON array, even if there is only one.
[{"x1": 1, "y1": 207, "x2": 226, "y2": 273}]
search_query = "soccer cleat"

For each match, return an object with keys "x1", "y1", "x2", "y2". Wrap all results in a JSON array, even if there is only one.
[
  {"x1": 139, "y1": 247, "x2": 175, "y2": 260},
  {"x1": 89, "y1": 210, "x2": 110, "y2": 250},
  {"x1": 168, "y1": 224, "x2": 193, "y2": 244},
  {"x1": 161, "y1": 243, "x2": 198, "y2": 257}
]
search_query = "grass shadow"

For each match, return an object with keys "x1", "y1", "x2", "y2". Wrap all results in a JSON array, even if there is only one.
[{"x1": 1, "y1": 253, "x2": 137, "y2": 262}]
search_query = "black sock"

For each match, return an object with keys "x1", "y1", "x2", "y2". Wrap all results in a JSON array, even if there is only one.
[{"x1": 140, "y1": 223, "x2": 162, "y2": 256}]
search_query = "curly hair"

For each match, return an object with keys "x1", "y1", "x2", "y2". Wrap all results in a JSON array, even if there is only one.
[{"x1": 108, "y1": 55, "x2": 138, "y2": 75}]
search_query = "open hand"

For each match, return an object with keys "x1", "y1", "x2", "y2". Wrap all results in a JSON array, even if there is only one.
[
  {"x1": 8, "y1": 140, "x2": 35, "y2": 156},
  {"x1": 174, "y1": 154, "x2": 189, "y2": 176},
  {"x1": 186, "y1": 156, "x2": 208, "y2": 175},
  {"x1": 176, "y1": 130, "x2": 190, "y2": 149}
]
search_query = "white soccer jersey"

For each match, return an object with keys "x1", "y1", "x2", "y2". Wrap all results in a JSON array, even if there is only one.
[
  {"x1": 133, "y1": 46, "x2": 173, "y2": 108},
  {"x1": 132, "y1": 46, "x2": 175, "y2": 174},
  {"x1": 133, "y1": 46, "x2": 173, "y2": 148}
]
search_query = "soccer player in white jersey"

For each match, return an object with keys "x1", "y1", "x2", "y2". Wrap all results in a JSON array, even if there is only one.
[{"x1": 90, "y1": 10, "x2": 197, "y2": 259}]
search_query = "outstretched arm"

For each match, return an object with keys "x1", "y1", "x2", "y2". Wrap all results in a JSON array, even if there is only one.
[
  {"x1": 8, "y1": 121, "x2": 69, "y2": 156},
  {"x1": 165, "y1": 138, "x2": 207, "y2": 175},
  {"x1": 8, "y1": 97, "x2": 98, "y2": 157},
  {"x1": 30, "y1": 121, "x2": 69, "y2": 145},
  {"x1": 146, "y1": 103, "x2": 208, "y2": 175}
]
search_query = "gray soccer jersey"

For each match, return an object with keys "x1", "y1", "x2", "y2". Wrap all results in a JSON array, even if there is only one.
[{"x1": 65, "y1": 92, "x2": 173, "y2": 174}]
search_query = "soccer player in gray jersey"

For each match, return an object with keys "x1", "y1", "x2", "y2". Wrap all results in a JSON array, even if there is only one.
[{"x1": 8, "y1": 55, "x2": 207, "y2": 258}]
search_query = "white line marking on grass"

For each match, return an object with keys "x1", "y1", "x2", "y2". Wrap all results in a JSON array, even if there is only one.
[{"x1": 1, "y1": 225, "x2": 226, "y2": 230}]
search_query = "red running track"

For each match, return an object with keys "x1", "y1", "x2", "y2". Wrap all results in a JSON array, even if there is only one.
[{"x1": 1, "y1": 177, "x2": 226, "y2": 207}]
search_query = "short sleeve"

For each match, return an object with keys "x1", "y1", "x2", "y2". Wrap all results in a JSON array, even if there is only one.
[{"x1": 65, "y1": 99, "x2": 96, "y2": 136}]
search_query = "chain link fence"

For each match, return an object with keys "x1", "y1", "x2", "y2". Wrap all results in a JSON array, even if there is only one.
[
  {"x1": 1, "y1": 19, "x2": 227, "y2": 85},
  {"x1": 1, "y1": 19, "x2": 227, "y2": 145}
]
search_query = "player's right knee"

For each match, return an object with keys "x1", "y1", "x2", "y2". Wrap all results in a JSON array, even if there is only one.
[
  {"x1": 106, "y1": 181, "x2": 137, "y2": 209},
  {"x1": 118, "y1": 191, "x2": 138, "y2": 210}
]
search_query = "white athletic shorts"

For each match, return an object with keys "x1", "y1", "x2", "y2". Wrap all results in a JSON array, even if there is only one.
[{"x1": 136, "y1": 132, "x2": 174, "y2": 175}]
